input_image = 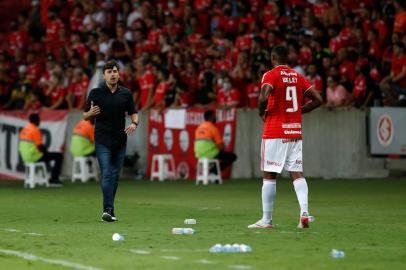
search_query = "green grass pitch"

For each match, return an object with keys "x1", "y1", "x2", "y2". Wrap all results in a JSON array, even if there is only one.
[{"x1": 0, "y1": 178, "x2": 405, "y2": 270}]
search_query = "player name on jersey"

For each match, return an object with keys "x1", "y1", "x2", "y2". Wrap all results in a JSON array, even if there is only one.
[{"x1": 282, "y1": 77, "x2": 298, "y2": 83}]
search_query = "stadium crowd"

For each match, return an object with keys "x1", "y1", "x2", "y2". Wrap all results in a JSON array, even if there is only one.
[{"x1": 1, "y1": 0, "x2": 406, "y2": 112}]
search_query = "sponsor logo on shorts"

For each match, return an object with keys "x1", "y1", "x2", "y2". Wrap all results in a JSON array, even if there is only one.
[
  {"x1": 284, "y1": 130, "x2": 302, "y2": 135},
  {"x1": 295, "y1": 160, "x2": 302, "y2": 165},
  {"x1": 282, "y1": 139, "x2": 298, "y2": 143},
  {"x1": 267, "y1": 161, "x2": 282, "y2": 167}
]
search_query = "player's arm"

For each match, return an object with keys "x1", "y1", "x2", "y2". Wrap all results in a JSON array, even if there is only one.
[
  {"x1": 258, "y1": 84, "x2": 272, "y2": 118},
  {"x1": 302, "y1": 87, "x2": 323, "y2": 114}
]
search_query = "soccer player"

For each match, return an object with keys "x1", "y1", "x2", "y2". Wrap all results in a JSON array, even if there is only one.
[{"x1": 248, "y1": 46, "x2": 323, "y2": 229}]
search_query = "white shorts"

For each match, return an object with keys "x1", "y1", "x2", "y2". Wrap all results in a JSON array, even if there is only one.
[{"x1": 260, "y1": 138, "x2": 303, "y2": 173}]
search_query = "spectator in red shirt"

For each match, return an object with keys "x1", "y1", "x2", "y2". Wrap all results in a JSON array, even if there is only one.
[
  {"x1": 70, "y1": 3, "x2": 84, "y2": 32},
  {"x1": 120, "y1": 63, "x2": 137, "y2": 92},
  {"x1": 337, "y1": 48, "x2": 356, "y2": 90},
  {"x1": 393, "y1": 0, "x2": 406, "y2": 34},
  {"x1": 136, "y1": 60, "x2": 156, "y2": 110},
  {"x1": 351, "y1": 64, "x2": 377, "y2": 109},
  {"x1": 8, "y1": 18, "x2": 31, "y2": 53},
  {"x1": 69, "y1": 31, "x2": 89, "y2": 61},
  {"x1": 235, "y1": 23, "x2": 252, "y2": 51},
  {"x1": 37, "y1": 55, "x2": 56, "y2": 97},
  {"x1": 26, "y1": 51, "x2": 42, "y2": 89},
  {"x1": 380, "y1": 42, "x2": 406, "y2": 106},
  {"x1": 24, "y1": 92, "x2": 42, "y2": 113},
  {"x1": 367, "y1": 28, "x2": 382, "y2": 60},
  {"x1": 45, "y1": 6, "x2": 64, "y2": 53},
  {"x1": 162, "y1": 12, "x2": 183, "y2": 42},
  {"x1": 305, "y1": 63, "x2": 324, "y2": 104},
  {"x1": 153, "y1": 68, "x2": 171, "y2": 109},
  {"x1": 45, "y1": 68, "x2": 66, "y2": 110},
  {"x1": 217, "y1": 75, "x2": 240, "y2": 108},
  {"x1": 146, "y1": 17, "x2": 162, "y2": 46},
  {"x1": 245, "y1": 71, "x2": 261, "y2": 109},
  {"x1": 218, "y1": 3, "x2": 239, "y2": 35},
  {"x1": 66, "y1": 68, "x2": 89, "y2": 110},
  {"x1": 231, "y1": 51, "x2": 250, "y2": 90}
]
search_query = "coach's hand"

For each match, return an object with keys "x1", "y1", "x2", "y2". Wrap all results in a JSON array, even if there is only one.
[
  {"x1": 124, "y1": 122, "x2": 137, "y2": 135},
  {"x1": 83, "y1": 101, "x2": 100, "y2": 121},
  {"x1": 88, "y1": 101, "x2": 100, "y2": 117}
]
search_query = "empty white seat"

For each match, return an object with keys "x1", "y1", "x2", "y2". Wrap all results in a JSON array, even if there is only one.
[
  {"x1": 196, "y1": 158, "x2": 222, "y2": 185},
  {"x1": 72, "y1": 156, "x2": 99, "y2": 183},
  {"x1": 24, "y1": 162, "x2": 49, "y2": 188},
  {"x1": 150, "y1": 154, "x2": 176, "y2": 181}
]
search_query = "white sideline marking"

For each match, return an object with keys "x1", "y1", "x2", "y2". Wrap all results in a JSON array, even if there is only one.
[
  {"x1": 4, "y1": 228, "x2": 20, "y2": 232},
  {"x1": 195, "y1": 259, "x2": 217, "y2": 264},
  {"x1": 24, "y1": 232, "x2": 43, "y2": 236},
  {"x1": 161, "y1": 256, "x2": 181, "y2": 260},
  {"x1": 229, "y1": 265, "x2": 252, "y2": 270},
  {"x1": 0, "y1": 249, "x2": 102, "y2": 270},
  {"x1": 130, "y1": 249, "x2": 151, "y2": 255},
  {"x1": 3, "y1": 228, "x2": 43, "y2": 236}
]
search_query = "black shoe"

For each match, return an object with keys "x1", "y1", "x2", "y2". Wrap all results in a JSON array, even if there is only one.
[{"x1": 101, "y1": 208, "x2": 118, "y2": 222}]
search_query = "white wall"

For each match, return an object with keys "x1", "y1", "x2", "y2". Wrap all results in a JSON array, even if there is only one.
[{"x1": 63, "y1": 108, "x2": 389, "y2": 180}]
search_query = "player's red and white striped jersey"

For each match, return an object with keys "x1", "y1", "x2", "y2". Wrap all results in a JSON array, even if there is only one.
[{"x1": 261, "y1": 65, "x2": 312, "y2": 139}]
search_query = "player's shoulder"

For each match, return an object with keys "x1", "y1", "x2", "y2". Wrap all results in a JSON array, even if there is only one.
[{"x1": 261, "y1": 69, "x2": 277, "y2": 83}]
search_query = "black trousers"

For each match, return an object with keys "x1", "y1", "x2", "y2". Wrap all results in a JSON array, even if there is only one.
[
  {"x1": 215, "y1": 150, "x2": 237, "y2": 171},
  {"x1": 39, "y1": 152, "x2": 63, "y2": 183}
]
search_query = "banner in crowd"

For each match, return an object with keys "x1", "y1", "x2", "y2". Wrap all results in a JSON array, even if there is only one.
[
  {"x1": 369, "y1": 107, "x2": 406, "y2": 155},
  {"x1": 0, "y1": 110, "x2": 68, "y2": 179},
  {"x1": 148, "y1": 108, "x2": 237, "y2": 180}
]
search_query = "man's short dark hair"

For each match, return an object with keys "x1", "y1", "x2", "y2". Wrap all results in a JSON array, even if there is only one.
[
  {"x1": 271, "y1": 45, "x2": 289, "y2": 63},
  {"x1": 103, "y1": 60, "x2": 120, "y2": 73},
  {"x1": 204, "y1": 110, "x2": 215, "y2": 121},
  {"x1": 29, "y1": 113, "x2": 40, "y2": 125}
]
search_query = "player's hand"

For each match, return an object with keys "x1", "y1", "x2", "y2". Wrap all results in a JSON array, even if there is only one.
[
  {"x1": 124, "y1": 122, "x2": 137, "y2": 135},
  {"x1": 88, "y1": 101, "x2": 100, "y2": 117}
]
